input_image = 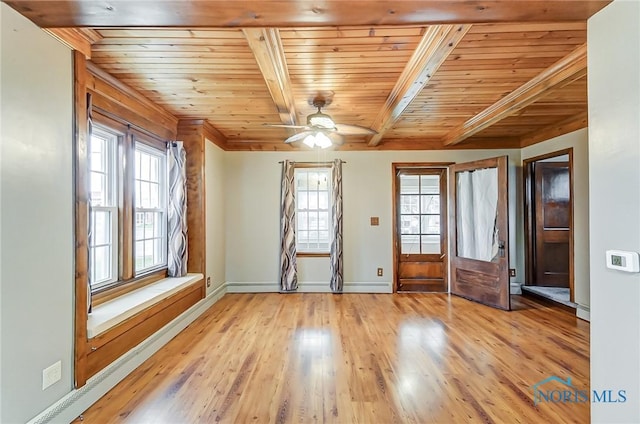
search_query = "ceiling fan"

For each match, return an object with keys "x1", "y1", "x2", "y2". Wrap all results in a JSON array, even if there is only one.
[{"x1": 264, "y1": 96, "x2": 377, "y2": 148}]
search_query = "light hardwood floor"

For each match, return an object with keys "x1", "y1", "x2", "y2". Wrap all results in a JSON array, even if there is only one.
[{"x1": 76, "y1": 293, "x2": 589, "y2": 423}]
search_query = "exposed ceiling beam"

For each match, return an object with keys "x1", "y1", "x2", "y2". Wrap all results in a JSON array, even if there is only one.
[
  {"x1": 520, "y1": 111, "x2": 588, "y2": 147},
  {"x1": 44, "y1": 28, "x2": 102, "y2": 59},
  {"x1": 442, "y1": 43, "x2": 587, "y2": 146},
  {"x1": 367, "y1": 24, "x2": 472, "y2": 146},
  {"x1": 6, "y1": 1, "x2": 610, "y2": 28},
  {"x1": 243, "y1": 28, "x2": 298, "y2": 126}
]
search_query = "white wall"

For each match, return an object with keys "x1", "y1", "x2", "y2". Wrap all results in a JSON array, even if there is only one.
[
  {"x1": 225, "y1": 149, "x2": 522, "y2": 292},
  {"x1": 205, "y1": 140, "x2": 227, "y2": 295},
  {"x1": 0, "y1": 4, "x2": 74, "y2": 423},
  {"x1": 588, "y1": 1, "x2": 640, "y2": 422},
  {"x1": 521, "y1": 128, "x2": 590, "y2": 319}
]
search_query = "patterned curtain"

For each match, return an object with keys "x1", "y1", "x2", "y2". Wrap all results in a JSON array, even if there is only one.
[
  {"x1": 167, "y1": 142, "x2": 188, "y2": 277},
  {"x1": 330, "y1": 159, "x2": 344, "y2": 293},
  {"x1": 279, "y1": 160, "x2": 298, "y2": 292},
  {"x1": 86, "y1": 93, "x2": 93, "y2": 313}
]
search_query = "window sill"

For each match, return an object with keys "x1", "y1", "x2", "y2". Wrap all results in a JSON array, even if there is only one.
[
  {"x1": 87, "y1": 273, "x2": 203, "y2": 338},
  {"x1": 297, "y1": 252, "x2": 330, "y2": 258}
]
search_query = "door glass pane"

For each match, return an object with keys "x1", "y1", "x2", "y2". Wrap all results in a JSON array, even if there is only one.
[
  {"x1": 400, "y1": 215, "x2": 419, "y2": 234},
  {"x1": 400, "y1": 175, "x2": 419, "y2": 194},
  {"x1": 456, "y1": 167, "x2": 499, "y2": 262},
  {"x1": 399, "y1": 171, "x2": 445, "y2": 255},
  {"x1": 401, "y1": 195, "x2": 419, "y2": 214},
  {"x1": 421, "y1": 215, "x2": 440, "y2": 234},
  {"x1": 421, "y1": 235, "x2": 441, "y2": 254},
  {"x1": 420, "y1": 175, "x2": 439, "y2": 194},
  {"x1": 421, "y1": 195, "x2": 440, "y2": 214},
  {"x1": 401, "y1": 235, "x2": 420, "y2": 254}
]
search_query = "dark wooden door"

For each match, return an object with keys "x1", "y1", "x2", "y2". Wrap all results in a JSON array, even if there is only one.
[
  {"x1": 449, "y1": 156, "x2": 510, "y2": 310},
  {"x1": 395, "y1": 168, "x2": 447, "y2": 292},
  {"x1": 533, "y1": 162, "x2": 570, "y2": 287}
]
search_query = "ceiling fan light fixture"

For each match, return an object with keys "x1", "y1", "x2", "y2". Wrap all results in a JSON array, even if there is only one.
[
  {"x1": 301, "y1": 132, "x2": 332, "y2": 149},
  {"x1": 307, "y1": 111, "x2": 336, "y2": 129},
  {"x1": 303, "y1": 134, "x2": 317, "y2": 148},
  {"x1": 314, "y1": 132, "x2": 332, "y2": 148}
]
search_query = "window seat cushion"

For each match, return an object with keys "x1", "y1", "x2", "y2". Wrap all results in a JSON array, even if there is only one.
[{"x1": 87, "y1": 273, "x2": 203, "y2": 338}]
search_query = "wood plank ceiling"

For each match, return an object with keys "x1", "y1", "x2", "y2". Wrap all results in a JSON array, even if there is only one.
[{"x1": 7, "y1": 1, "x2": 608, "y2": 150}]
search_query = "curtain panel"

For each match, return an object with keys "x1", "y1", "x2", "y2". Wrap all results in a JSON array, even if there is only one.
[
  {"x1": 167, "y1": 141, "x2": 188, "y2": 277},
  {"x1": 330, "y1": 159, "x2": 344, "y2": 292},
  {"x1": 86, "y1": 93, "x2": 94, "y2": 313},
  {"x1": 279, "y1": 160, "x2": 298, "y2": 292}
]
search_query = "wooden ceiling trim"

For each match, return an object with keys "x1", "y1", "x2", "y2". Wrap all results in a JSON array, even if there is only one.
[
  {"x1": 519, "y1": 111, "x2": 588, "y2": 147},
  {"x1": 86, "y1": 61, "x2": 178, "y2": 135},
  {"x1": 442, "y1": 42, "x2": 587, "y2": 146},
  {"x1": 367, "y1": 24, "x2": 472, "y2": 146},
  {"x1": 45, "y1": 28, "x2": 102, "y2": 58},
  {"x1": 6, "y1": 1, "x2": 610, "y2": 28},
  {"x1": 242, "y1": 28, "x2": 298, "y2": 126},
  {"x1": 203, "y1": 120, "x2": 229, "y2": 150},
  {"x1": 223, "y1": 136, "x2": 521, "y2": 151}
]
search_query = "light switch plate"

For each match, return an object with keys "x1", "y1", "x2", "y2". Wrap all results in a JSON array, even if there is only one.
[
  {"x1": 42, "y1": 360, "x2": 61, "y2": 390},
  {"x1": 370, "y1": 217, "x2": 379, "y2": 226}
]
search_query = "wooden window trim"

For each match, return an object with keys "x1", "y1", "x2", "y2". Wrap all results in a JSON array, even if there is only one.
[
  {"x1": 91, "y1": 269, "x2": 167, "y2": 306},
  {"x1": 77, "y1": 55, "x2": 202, "y2": 389},
  {"x1": 294, "y1": 165, "x2": 332, "y2": 255},
  {"x1": 89, "y1": 113, "x2": 169, "y2": 300}
]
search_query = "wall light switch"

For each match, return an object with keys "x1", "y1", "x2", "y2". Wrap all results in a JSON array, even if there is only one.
[{"x1": 370, "y1": 217, "x2": 379, "y2": 226}]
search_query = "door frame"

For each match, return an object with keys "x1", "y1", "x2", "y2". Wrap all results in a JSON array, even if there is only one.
[
  {"x1": 392, "y1": 162, "x2": 453, "y2": 293},
  {"x1": 523, "y1": 148, "x2": 575, "y2": 302}
]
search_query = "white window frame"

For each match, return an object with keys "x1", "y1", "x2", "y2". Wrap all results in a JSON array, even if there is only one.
[
  {"x1": 134, "y1": 141, "x2": 168, "y2": 275},
  {"x1": 294, "y1": 167, "x2": 333, "y2": 254},
  {"x1": 89, "y1": 126, "x2": 119, "y2": 290}
]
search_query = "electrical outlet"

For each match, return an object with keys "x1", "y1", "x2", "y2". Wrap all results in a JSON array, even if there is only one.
[
  {"x1": 42, "y1": 360, "x2": 61, "y2": 390},
  {"x1": 377, "y1": 268, "x2": 383, "y2": 277},
  {"x1": 206, "y1": 277, "x2": 211, "y2": 288},
  {"x1": 370, "y1": 217, "x2": 379, "y2": 226},
  {"x1": 509, "y1": 269, "x2": 516, "y2": 277}
]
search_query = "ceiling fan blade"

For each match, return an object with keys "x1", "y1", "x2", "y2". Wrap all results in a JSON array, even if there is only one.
[
  {"x1": 325, "y1": 131, "x2": 345, "y2": 145},
  {"x1": 284, "y1": 131, "x2": 312, "y2": 144},
  {"x1": 263, "y1": 123, "x2": 310, "y2": 130},
  {"x1": 334, "y1": 123, "x2": 378, "y2": 135}
]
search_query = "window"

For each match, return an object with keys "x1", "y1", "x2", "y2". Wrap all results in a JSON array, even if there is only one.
[
  {"x1": 295, "y1": 167, "x2": 332, "y2": 254},
  {"x1": 89, "y1": 127, "x2": 118, "y2": 289},
  {"x1": 399, "y1": 172, "x2": 442, "y2": 254},
  {"x1": 88, "y1": 119, "x2": 168, "y2": 294},
  {"x1": 134, "y1": 143, "x2": 167, "y2": 273}
]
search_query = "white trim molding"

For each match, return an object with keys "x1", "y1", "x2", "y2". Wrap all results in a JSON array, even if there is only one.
[
  {"x1": 225, "y1": 281, "x2": 392, "y2": 293},
  {"x1": 27, "y1": 283, "x2": 227, "y2": 424},
  {"x1": 576, "y1": 304, "x2": 590, "y2": 322}
]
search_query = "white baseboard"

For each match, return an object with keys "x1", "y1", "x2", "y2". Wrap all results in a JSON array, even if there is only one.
[
  {"x1": 226, "y1": 281, "x2": 278, "y2": 292},
  {"x1": 27, "y1": 283, "x2": 226, "y2": 424},
  {"x1": 510, "y1": 282, "x2": 523, "y2": 295},
  {"x1": 225, "y1": 281, "x2": 392, "y2": 294},
  {"x1": 576, "y1": 304, "x2": 590, "y2": 321}
]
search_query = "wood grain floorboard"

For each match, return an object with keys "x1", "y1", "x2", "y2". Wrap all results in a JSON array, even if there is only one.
[{"x1": 75, "y1": 294, "x2": 590, "y2": 423}]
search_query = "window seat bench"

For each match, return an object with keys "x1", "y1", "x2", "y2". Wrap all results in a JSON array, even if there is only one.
[
  {"x1": 85, "y1": 273, "x2": 204, "y2": 378},
  {"x1": 88, "y1": 273, "x2": 204, "y2": 338}
]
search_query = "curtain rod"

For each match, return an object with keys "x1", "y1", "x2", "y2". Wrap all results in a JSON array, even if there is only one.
[{"x1": 278, "y1": 160, "x2": 346, "y2": 164}]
